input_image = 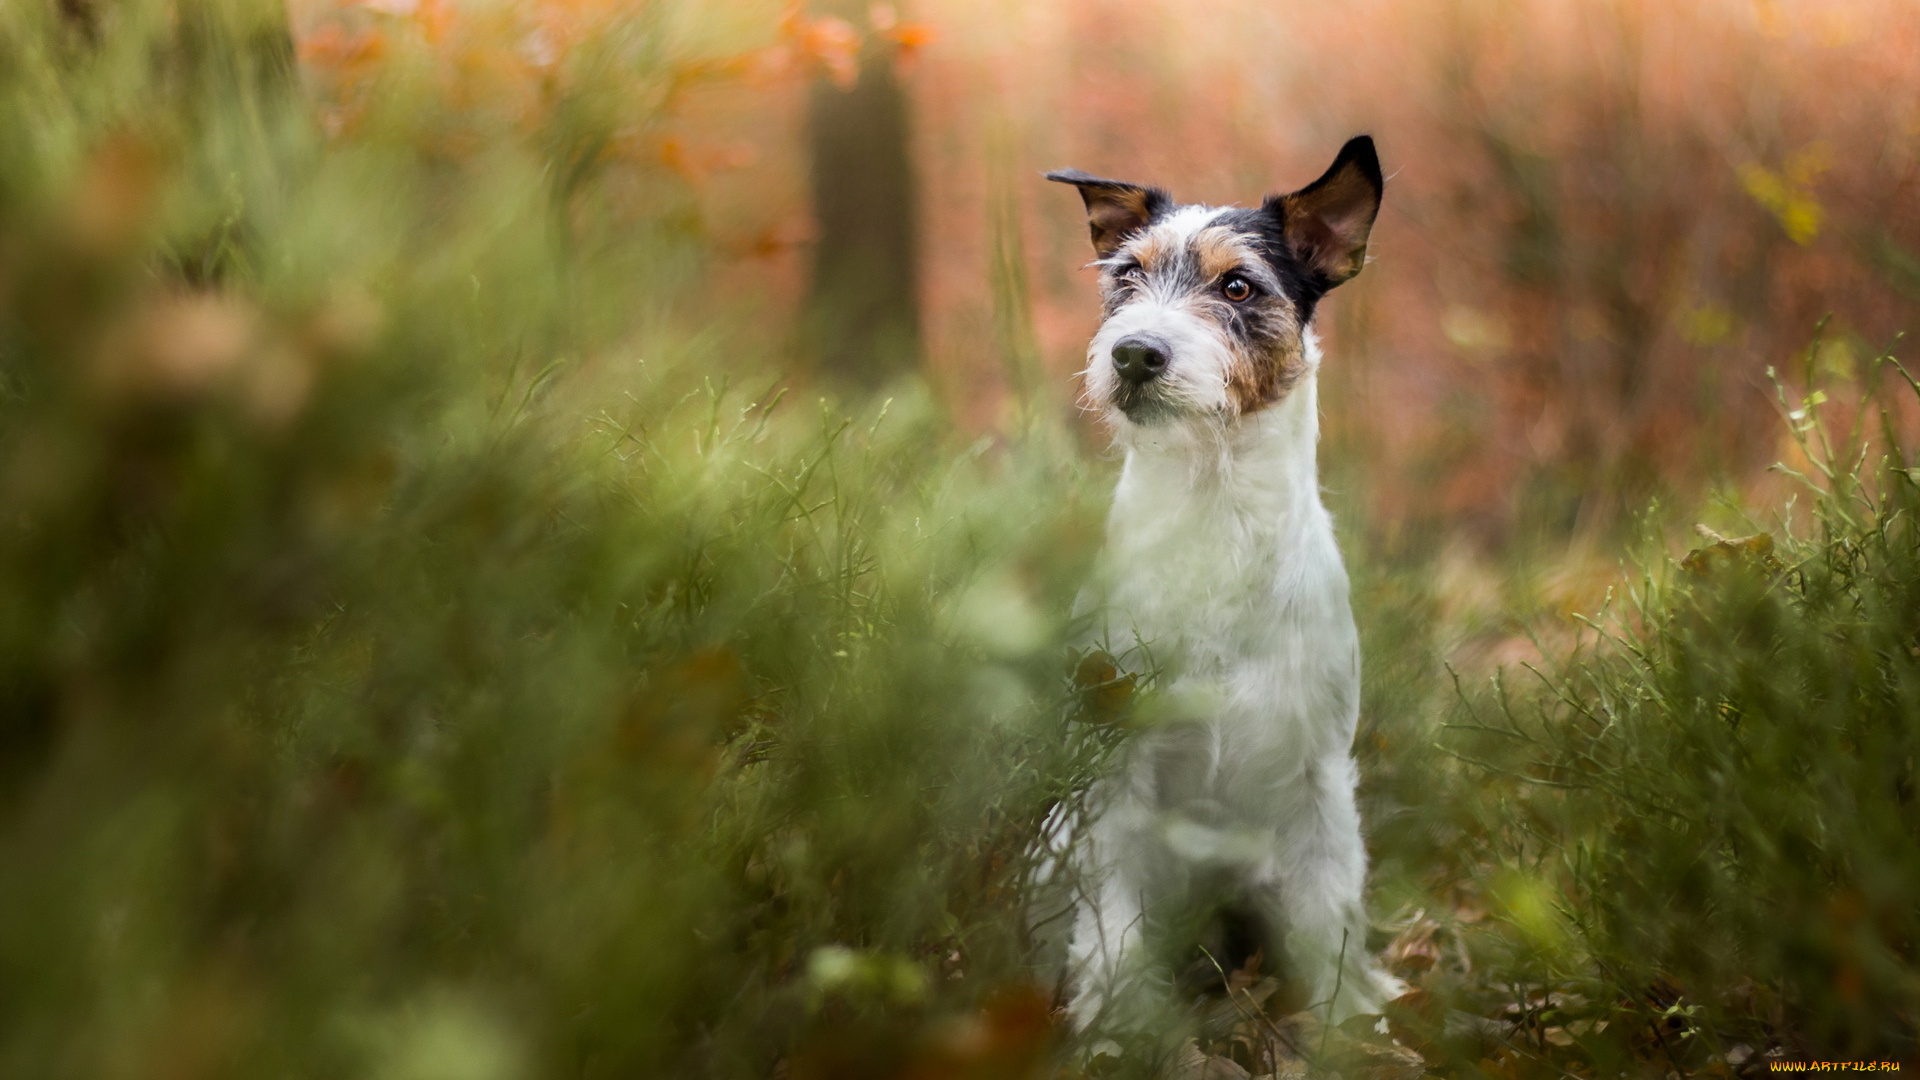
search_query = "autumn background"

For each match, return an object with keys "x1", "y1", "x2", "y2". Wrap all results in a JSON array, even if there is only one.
[{"x1": 3, "y1": 0, "x2": 1920, "y2": 1077}]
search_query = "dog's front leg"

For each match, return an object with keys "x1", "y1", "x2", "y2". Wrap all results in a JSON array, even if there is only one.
[
  {"x1": 1252, "y1": 752, "x2": 1397, "y2": 1022},
  {"x1": 1063, "y1": 787, "x2": 1163, "y2": 1033}
]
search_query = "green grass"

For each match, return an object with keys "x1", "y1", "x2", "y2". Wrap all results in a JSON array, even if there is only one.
[{"x1": 1426, "y1": 355, "x2": 1920, "y2": 1072}]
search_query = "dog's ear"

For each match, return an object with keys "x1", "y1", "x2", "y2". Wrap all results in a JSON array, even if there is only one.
[
  {"x1": 1045, "y1": 169, "x2": 1172, "y2": 260},
  {"x1": 1265, "y1": 136, "x2": 1383, "y2": 289}
]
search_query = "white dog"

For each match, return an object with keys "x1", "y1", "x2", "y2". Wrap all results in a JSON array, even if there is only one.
[{"x1": 1038, "y1": 137, "x2": 1400, "y2": 1034}]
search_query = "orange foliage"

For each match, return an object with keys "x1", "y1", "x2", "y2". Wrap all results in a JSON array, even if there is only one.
[
  {"x1": 293, "y1": 0, "x2": 873, "y2": 157},
  {"x1": 908, "y1": 0, "x2": 1920, "y2": 540},
  {"x1": 783, "y1": 10, "x2": 861, "y2": 89},
  {"x1": 293, "y1": 0, "x2": 1920, "y2": 542}
]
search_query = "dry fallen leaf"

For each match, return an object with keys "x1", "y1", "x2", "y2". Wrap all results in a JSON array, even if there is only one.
[
  {"x1": 1173, "y1": 1040, "x2": 1252, "y2": 1080},
  {"x1": 1382, "y1": 910, "x2": 1443, "y2": 975},
  {"x1": 1072, "y1": 650, "x2": 1137, "y2": 723},
  {"x1": 1681, "y1": 525, "x2": 1780, "y2": 578}
]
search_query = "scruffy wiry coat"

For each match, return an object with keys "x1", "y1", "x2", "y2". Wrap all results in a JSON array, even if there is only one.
[{"x1": 1038, "y1": 138, "x2": 1401, "y2": 1032}]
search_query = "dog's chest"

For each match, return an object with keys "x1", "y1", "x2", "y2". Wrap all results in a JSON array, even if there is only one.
[{"x1": 1093, "y1": 442, "x2": 1361, "y2": 781}]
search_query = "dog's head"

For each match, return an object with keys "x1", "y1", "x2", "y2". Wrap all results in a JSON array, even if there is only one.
[{"x1": 1048, "y1": 137, "x2": 1382, "y2": 435}]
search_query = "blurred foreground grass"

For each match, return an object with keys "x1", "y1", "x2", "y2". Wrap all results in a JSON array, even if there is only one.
[
  {"x1": 3, "y1": 3, "x2": 1919, "y2": 1078},
  {"x1": 1, "y1": 5, "x2": 1110, "y2": 1076}
]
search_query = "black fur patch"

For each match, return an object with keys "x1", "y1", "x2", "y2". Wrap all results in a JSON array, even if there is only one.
[{"x1": 1213, "y1": 206, "x2": 1334, "y2": 326}]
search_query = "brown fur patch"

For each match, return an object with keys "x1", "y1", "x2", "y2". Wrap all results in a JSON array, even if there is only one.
[
  {"x1": 1225, "y1": 338, "x2": 1308, "y2": 416},
  {"x1": 1224, "y1": 304, "x2": 1308, "y2": 416},
  {"x1": 1280, "y1": 167, "x2": 1379, "y2": 284},
  {"x1": 1087, "y1": 188, "x2": 1156, "y2": 258},
  {"x1": 1191, "y1": 226, "x2": 1260, "y2": 283},
  {"x1": 1127, "y1": 227, "x2": 1176, "y2": 271}
]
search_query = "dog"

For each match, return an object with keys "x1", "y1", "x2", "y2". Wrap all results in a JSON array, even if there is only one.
[{"x1": 1036, "y1": 136, "x2": 1399, "y2": 1035}]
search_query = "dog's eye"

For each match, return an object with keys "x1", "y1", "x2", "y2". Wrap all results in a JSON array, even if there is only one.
[
  {"x1": 1117, "y1": 265, "x2": 1145, "y2": 284},
  {"x1": 1222, "y1": 275, "x2": 1253, "y2": 302}
]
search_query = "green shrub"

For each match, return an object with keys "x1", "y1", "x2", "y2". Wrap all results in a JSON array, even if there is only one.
[{"x1": 1449, "y1": 352, "x2": 1920, "y2": 1066}]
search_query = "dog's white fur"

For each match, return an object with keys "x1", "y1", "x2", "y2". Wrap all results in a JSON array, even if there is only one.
[{"x1": 1045, "y1": 198, "x2": 1399, "y2": 1032}]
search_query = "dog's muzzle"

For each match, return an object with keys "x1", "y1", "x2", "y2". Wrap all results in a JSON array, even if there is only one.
[
  {"x1": 1108, "y1": 333, "x2": 1178, "y2": 421},
  {"x1": 1111, "y1": 335, "x2": 1170, "y2": 386}
]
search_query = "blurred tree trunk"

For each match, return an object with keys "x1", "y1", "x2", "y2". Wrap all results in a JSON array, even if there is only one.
[
  {"x1": 804, "y1": 6, "x2": 921, "y2": 388},
  {"x1": 174, "y1": 0, "x2": 300, "y2": 103},
  {"x1": 56, "y1": 0, "x2": 297, "y2": 94},
  {"x1": 56, "y1": 0, "x2": 99, "y2": 43}
]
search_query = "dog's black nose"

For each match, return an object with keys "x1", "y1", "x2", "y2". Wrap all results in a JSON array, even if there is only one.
[{"x1": 1111, "y1": 336, "x2": 1169, "y2": 385}]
